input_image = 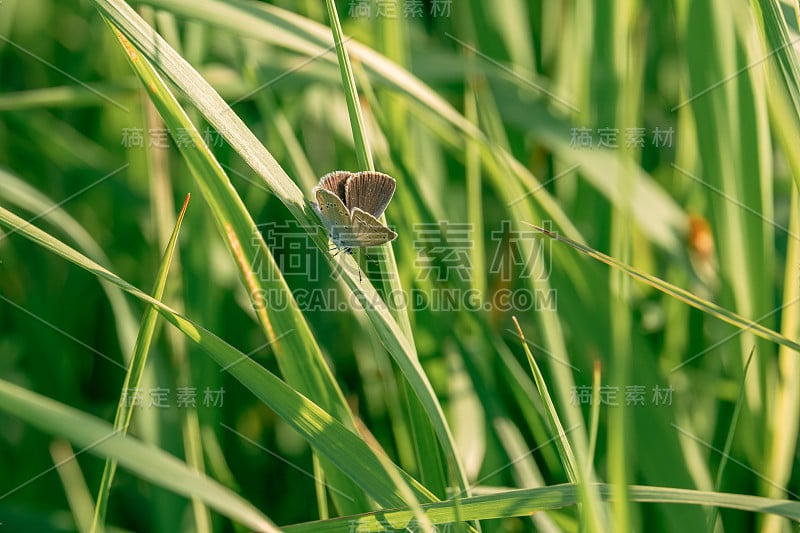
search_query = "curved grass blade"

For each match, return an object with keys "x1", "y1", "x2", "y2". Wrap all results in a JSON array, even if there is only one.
[
  {"x1": 323, "y1": 0, "x2": 462, "y2": 502},
  {"x1": 526, "y1": 223, "x2": 800, "y2": 356},
  {"x1": 94, "y1": 0, "x2": 309, "y2": 224},
  {"x1": 91, "y1": 194, "x2": 191, "y2": 532},
  {"x1": 134, "y1": 0, "x2": 684, "y2": 252},
  {"x1": 100, "y1": 15, "x2": 369, "y2": 514},
  {"x1": 511, "y1": 318, "x2": 579, "y2": 483},
  {"x1": 0, "y1": 203, "x2": 437, "y2": 510},
  {"x1": 348, "y1": 62, "x2": 452, "y2": 500},
  {"x1": 282, "y1": 483, "x2": 800, "y2": 533},
  {"x1": 91, "y1": 3, "x2": 461, "y2": 511},
  {"x1": 0, "y1": 379, "x2": 279, "y2": 533},
  {"x1": 707, "y1": 347, "x2": 755, "y2": 532},
  {"x1": 50, "y1": 440, "x2": 96, "y2": 533},
  {"x1": 0, "y1": 168, "x2": 139, "y2": 358}
]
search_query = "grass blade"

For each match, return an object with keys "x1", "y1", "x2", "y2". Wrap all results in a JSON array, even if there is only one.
[
  {"x1": 91, "y1": 194, "x2": 190, "y2": 531},
  {"x1": 0, "y1": 379, "x2": 279, "y2": 532},
  {"x1": 98, "y1": 10, "x2": 370, "y2": 513},
  {"x1": 323, "y1": 0, "x2": 372, "y2": 171},
  {"x1": 526, "y1": 223, "x2": 800, "y2": 355},
  {"x1": 282, "y1": 483, "x2": 800, "y2": 532},
  {"x1": 0, "y1": 203, "x2": 436, "y2": 509},
  {"x1": 323, "y1": 0, "x2": 468, "y2": 500},
  {"x1": 706, "y1": 347, "x2": 756, "y2": 532}
]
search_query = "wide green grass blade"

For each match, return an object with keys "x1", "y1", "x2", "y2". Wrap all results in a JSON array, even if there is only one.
[
  {"x1": 135, "y1": 0, "x2": 684, "y2": 253},
  {"x1": 0, "y1": 379, "x2": 279, "y2": 532},
  {"x1": 97, "y1": 8, "x2": 369, "y2": 513},
  {"x1": 0, "y1": 203, "x2": 436, "y2": 510},
  {"x1": 90, "y1": 3, "x2": 466, "y2": 511},
  {"x1": 328, "y1": 1, "x2": 459, "y2": 502},
  {"x1": 685, "y1": 0, "x2": 774, "y2": 469}
]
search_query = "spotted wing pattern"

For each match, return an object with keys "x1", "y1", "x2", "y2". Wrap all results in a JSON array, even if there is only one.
[
  {"x1": 312, "y1": 170, "x2": 397, "y2": 251},
  {"x1": 344, "y1": 171, "x2": 396, "y2": 218},
  {"x1": 343, "y1": 207, "x2": 398, "y2": 247},
  {"x1": 314, "y1": 187, "x2": 353, "y2": 248}
]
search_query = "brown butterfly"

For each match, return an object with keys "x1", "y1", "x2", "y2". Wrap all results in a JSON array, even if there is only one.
[{"x1": 312, "y1": 170, "x2": 397, "y2": 254}]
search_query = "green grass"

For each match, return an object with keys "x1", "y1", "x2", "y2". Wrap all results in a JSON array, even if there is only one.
[{"x1": 1, "y1": 0, "x2": 799, "y2": 531}]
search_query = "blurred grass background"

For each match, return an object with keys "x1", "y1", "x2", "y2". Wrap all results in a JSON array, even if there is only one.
[{"x1": 1, "y1": 0, "x2": 800, "y2": 531}]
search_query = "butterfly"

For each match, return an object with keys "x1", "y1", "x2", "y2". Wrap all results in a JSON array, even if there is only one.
[{"x1": 312, "y1": 170, "x2": 397, "y2": 255}]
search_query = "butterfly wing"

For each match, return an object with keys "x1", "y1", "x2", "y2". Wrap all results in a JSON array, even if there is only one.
[
  {"x1": 340, "y1": 207, "x2": 398, "y2": 247},
  {"x1": 344, "y1": 171, "x2": 396, "y2": 218},
  {"x1": 316, "y1": 170, "x2": 351, "y2": 200},
  {"x1": 314, "y1": 187, "x2": 353, "y2": 247}
]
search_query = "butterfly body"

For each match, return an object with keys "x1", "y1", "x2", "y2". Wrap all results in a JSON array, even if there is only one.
[{"x1": 312, "y1": 171, "x2": 397, "y2": 252}]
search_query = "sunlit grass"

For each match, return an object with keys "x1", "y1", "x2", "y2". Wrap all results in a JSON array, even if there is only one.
[{"x1": 0, "y1": 1, "x2": 799, "y2": 532}]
